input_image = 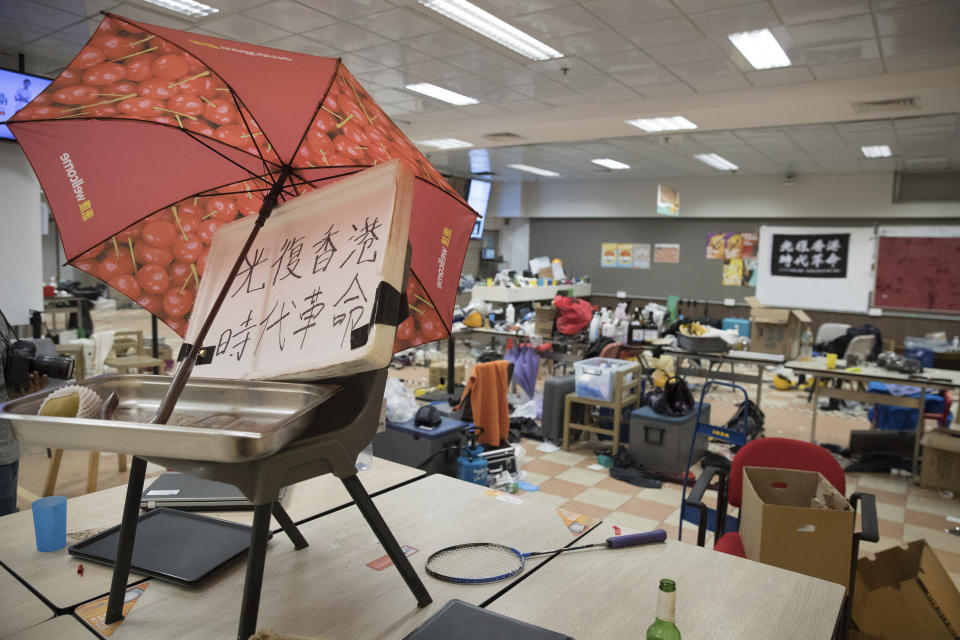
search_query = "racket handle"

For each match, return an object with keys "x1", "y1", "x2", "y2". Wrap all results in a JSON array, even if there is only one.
[{"x1": 606, "y1": 529, "x2": 667, "y2": 548}]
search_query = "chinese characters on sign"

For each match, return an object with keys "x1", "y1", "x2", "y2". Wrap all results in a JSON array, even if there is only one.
[{"x1": 771, "y1": 233, "x2": 849, "y2": 278}]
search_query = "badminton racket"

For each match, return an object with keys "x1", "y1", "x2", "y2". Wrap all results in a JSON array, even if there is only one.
[{"x1": 425, "y1": 529, "x2": 666, "y2": 584}]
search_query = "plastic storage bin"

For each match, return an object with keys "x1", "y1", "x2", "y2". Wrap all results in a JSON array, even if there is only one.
[
  {"x1": 574, "y1": 357, "x2": 635, "y2": 402},
  {"x1": 628, "y1": 403, "x2": 711, "y2": 475},
  {"x1": 722, "y1": 317, "x2": 751, "y2": 338}
]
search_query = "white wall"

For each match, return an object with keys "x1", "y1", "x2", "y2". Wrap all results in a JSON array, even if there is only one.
[
  {"x1": 518, "y1": 172, "x2": 959, "y2": 219},
  {"x1": 498, "y1": 218, "x2": 530, "y2": 273},
  {"x1": 0, "y1": 143, "x2": 43, "y2": 325}
]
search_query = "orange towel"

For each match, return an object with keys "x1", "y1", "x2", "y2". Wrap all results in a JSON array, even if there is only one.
[{"x1": 456, "y1": 360, "x2": 510, "y2": 447}]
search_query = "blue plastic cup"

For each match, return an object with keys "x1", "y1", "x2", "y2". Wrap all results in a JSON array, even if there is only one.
[{"x1": 32, "y1": 496, "x2": 67, "y2": 552}]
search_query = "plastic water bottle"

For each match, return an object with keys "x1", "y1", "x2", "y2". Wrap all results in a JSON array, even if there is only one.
[
  {"x1": 800, "y1": 327, "x2": 813, "y2": 361},
  {"x1": 505, "y1": 303, "x2": 515, "y2": 325},
  {"x1": 589, "y1": 312, "x2": 600, "y2": 341}
]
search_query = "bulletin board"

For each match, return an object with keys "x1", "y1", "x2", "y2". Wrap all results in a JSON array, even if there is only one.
[
  {"x1": 755, "y1": 225, "x2": 876, "y2": 313},
  {"x1": 873, "y1": 226, "x2": 960, "y2": 313}
]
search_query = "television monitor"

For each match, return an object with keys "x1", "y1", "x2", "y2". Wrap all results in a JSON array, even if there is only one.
[
  {"x1": 467, "y1": 179, "x2": 491, "y2": 240},
  {"x1": 0, "y1": 68, "x2": 53, "y2": 140}
]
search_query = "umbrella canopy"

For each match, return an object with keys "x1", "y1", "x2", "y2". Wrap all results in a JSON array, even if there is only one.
[{"x1": 8, "y1": 13, "x2": 476, "y2": 352}]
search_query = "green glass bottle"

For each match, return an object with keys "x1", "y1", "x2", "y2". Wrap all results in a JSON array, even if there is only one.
[{"x1": 646, "y1": 578, "x2": 681, "y2": 640}]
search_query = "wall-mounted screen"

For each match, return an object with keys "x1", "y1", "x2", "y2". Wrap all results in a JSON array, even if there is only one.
[
  {"x1": 0, "y1": 68, "x2": 53, "y2": 140},
  {"x1": 468, "y1": 179, "x2": 491, "y2": 239}
]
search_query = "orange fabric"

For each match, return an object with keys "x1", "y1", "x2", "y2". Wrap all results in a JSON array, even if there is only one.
[{"x1": 457, "y1": 360, "x2": 510, "y2": 447}]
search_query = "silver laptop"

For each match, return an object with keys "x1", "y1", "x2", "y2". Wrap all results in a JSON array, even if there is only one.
[{"x1": 140, "y1": 472, "x2": 285, "y2": 510}]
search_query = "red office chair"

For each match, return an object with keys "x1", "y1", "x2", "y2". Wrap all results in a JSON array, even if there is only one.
[
  {"x1": 925, "y1": 390, "x2": 953, "y2": 428},
  {"x1": 686, "y1": 437, "x2": 878, "y2": 638}
]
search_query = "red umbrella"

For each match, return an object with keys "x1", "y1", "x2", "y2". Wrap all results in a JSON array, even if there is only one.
[{"x1": 8, "y1": 13, "x2": 475, "y2": 362}]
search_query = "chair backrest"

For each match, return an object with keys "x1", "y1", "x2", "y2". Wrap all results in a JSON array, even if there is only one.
[
  {"x1": 844, "y1": 334, "x2": 876, "y2": 360},
  {"x1": 815, "y1": 323, "x2": 850, "y2": 345},
  {"x1": 598, "y1": 341, "x2": 622, "y2": 359},
  {"x1": 727, "y1": 437, "x2": 845, "y2": 508}
]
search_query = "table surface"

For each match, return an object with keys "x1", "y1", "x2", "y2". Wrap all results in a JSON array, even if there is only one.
[
  {"x1": 2, "y1": 615, "x2": 95, "y2": 640},
  {"x1": 489, "y1": 523, "x2": 846, "y2": 640},
  {"x1": 471, "y1": 283, "x2": 591, "y2": 303},
  {"x1": 665, "y1": 347, "x2": 785, "y2": 364},
  {"x1": 0, "y1": 457, "x2": 422, "y2": 610},
  {"x1": 0, "y1": 564, "x2": 52, "y2": 638},
  {"x1": 786, "y1": 358, "x2": 960, "y2": 389},
  {"x1": 103, "y1": 474, "x2": 595, "y2": 640}
]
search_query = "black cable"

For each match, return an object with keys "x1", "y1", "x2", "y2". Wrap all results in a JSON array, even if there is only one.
[{"x1": 415, "y1": 442, "x2": 461, "y2": 470}]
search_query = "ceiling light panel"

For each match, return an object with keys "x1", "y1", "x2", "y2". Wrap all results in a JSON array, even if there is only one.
[
  {"x1": 625, "y1": 116, "x2": 698, "y2": 133},
  {"x1": 419, "y1": 0, "x2": 563, "y2": 61},
  {"x1": 405, "y1": 83, "x2": 479, "y2": 105},
  {"x1": 143, "y1": 0, "x2": 219, "y2": 17},
  {"x1": 507, "y1": 164, "x2": 560, "y2": 177},
  {"x1": 728, "y1": 29, "x2": 791, "y2": 70},
  {"x1": 416, "y1": 138, "x2": 474, "y2": 149},
  {"x1": 861, "y1": 145, "x2": 892, "y2": 158},
  {"x1": 592, "y1": 158, "x2": 630, "y2": 170},
  {"x1": 695, "y1": 153, "x2": 739, "y2": 170}
]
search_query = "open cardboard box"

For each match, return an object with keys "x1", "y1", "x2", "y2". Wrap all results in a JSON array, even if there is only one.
[
  {"x1": 744, "y1": 296, "x2": 811, "y2": 359},
  {"x1": 740, "y1": 466, "x2": 855, "y2": 591},
  {"x1": 852, "y1": 539, "x2": 960, "y2": 639},
  {"x1": 920, "y1": 429, "x2": 960, "y2": 494}
]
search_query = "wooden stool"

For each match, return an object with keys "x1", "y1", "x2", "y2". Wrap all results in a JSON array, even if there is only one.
[{"x1": 562, "y1": 361, "x2": 640, "y2": 455}]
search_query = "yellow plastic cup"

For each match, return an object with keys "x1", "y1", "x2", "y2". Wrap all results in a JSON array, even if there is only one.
[
  {"x1": 486, "y1": 278, "x2": 493, "y2": 286},
  {"x1": 825, "y1": 353, "x2": 838, "y2": 369}
]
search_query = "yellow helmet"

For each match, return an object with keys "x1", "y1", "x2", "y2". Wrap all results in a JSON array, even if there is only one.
[
  {"x1": 773, "y1": 373, "x2": 793, "y2": 390},
  {"x1": 464, "y1": 310, "x2": 483, "y2": 328}
]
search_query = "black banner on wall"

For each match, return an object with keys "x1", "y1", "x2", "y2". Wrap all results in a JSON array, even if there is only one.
[{"x1": 771, "y1": 233, "x2": 849, "y2": 278}]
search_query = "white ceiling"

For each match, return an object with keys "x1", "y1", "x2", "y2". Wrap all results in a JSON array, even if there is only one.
[{"x1": 2, "y1": 0, "x2": 960, "y2": 181}]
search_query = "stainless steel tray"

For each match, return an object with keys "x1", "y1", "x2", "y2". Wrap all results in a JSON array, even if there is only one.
[{"x1": 0, "y1": 374, "x2": 339, "y2": 463}]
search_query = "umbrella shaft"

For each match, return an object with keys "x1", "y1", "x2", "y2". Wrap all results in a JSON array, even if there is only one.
[{"x1": 150, "y1": 166, "x2": 293, "y2": 425}]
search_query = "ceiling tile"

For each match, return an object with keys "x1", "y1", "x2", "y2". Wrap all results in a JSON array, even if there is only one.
[
  {"x1": 668, "y1": 57, "x2": 742, "y2": 80},
  {"x1": 788, "y1": 39, "x2": 880, "y2": 65},
  {"x1": 446, "y1": 49, "x2": 520, "y2": 74},
  {"x1": 353, "y1": 7, "x2": 444, "y2": 40},
  {"x1": 263, "y1": 34, "x2": 337, "y2": 57},
  {"x1": 672, "y1": 0, "x2": 757, "y2": 13},
  {"x1": 98, "y1": 3, "x2": 195, "y2": 29},
  {"x1": 880, "y1": 28, "x2": 960, "y2": 56},
  {"x1": 0, "y1": 0, "x2": 82, "y2": 31},
  {"x1": 353, "y1": 42, "x2": 433, "y2": 68},
  {"x1": 786, "y1": 13, "x2": 877, "y2": 46},
  {"x1": 476, "y1": 67, "x2": 553, "y2": 88},
  {"x1": 470, "y1": 0, "x2": 577, "y2": 18},
  {"x1": 401, "y1": 30, "x2": 486, "y2": 58},
  {"x1": 457, "y1": 103, "x2": 509, "y2": 117},
  {"x1": 686, "y1": 74, "x2": 752, "y2": 92},
  {"x1": 339, "y1": 52, "x2": 388, "y2": 75},
  {"x1": 242, "y1": 1, "x2": 337, "y2": 33},
  {"x1": 636, "y1": 81, "x2": 695, "y2": 96},
  {"x1": 562, "y1": 74, "x2": 625, "y2": 91},
  {"x1": 611, "y1": 65, "x2": 679, "y2": 86},
  {"x1": 551, "y1": 28, "x2": 635, "y2": 56},
  {"x1": 512, "y1": 77, "x2": 576, "y2": 98},
  {"x1": 317, "y1": 0, "x2": 393, "y2": 20},
  {"x1": 582, "y1": 49, "x2": 656, "y2": 73},
  {"x1": 769, "y1": 0, "x2": 870, "y2": 25},
  {"x1": 645, "y1": 39, "x2": 724, "y2": 65},
  {"x1": 619, "y1": 16, "x2": 703, "y2": 49},
  {"x1": 689, "y1": 2, "x2": 782, "y2": 37},
  {"x1": 495, "y1": 98, "x2": 553, "y2": 112},
  {"x1": 809, "y1": 58, "x2": 884, "y2": 79},
  {"x1": 883, "y1": 47, "x2": 960, "y2": 72},
  {"x1": 510, "y1": 5, "x2": 607, "y2": 38},
  {"x1": 746, "y1": 66, "x2": 816, "y2": 86},
  {"x1": 528, "y1": 56, "x2": 599, "y2": 78},
  {"x1": 370, "y1": 87, "x2": 415, "y2": 104},
  {"x1": 876, "y1": 1, "x2": 960, "y2": 36},
  {"x1": 582, "y1": 0, "x2": 680, "y2": 26},
  {"x1": 585, "y1": 86, "x2": 643, "y2": 103},
  {"x1": 0, "y1": 19, "x2": 49, "y2": 50},
  {"x1": 355, "y1": 68, "x2": 427, "y2": 89},
  {"x1": 870, "y1": 0, "x2": 932, "y2": 9},
  {"x1": 540, "y1": 92, "x2": 595, "y2": 106},
  {"x1": 304, "y1": 23, "x2": 389, "y2": 52},
  {"x1": 403, "y1": 58, "x2": 473, "y2": 82},
  {"x1": 201, "y1": 14, "x2": 293, "y2": 44},
  {"x1": 34, "y1": 0, "x2": 108, "y2": 16}
]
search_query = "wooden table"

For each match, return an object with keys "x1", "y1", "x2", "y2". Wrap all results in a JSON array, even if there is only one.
[
  {"x1": 0, "y1": 458, "x2": 423, "y2": 611},
  {"x1": 489, "y1": 522, "x2": 846, "y2": 640},
  {"x1": 0, "y1": 565, "x2": 52, "y2": 638},
  {"x1": 786, "y1": 358, "x2": 960, "y2": 481},
  {"x1": 102, "y1": 474, "x2": 596, "y2": 640},
  {"x1": 42, "y1": 297, "x2": 87, "y2": 331},
  {"x1": 663, "y1": 347, "x2": 785, "y2": 406},
  {"x1": 2, "y1": 615, "x2": 96, "y2": 640}
]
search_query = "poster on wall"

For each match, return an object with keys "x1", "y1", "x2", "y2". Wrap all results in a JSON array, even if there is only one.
[
  {"x1": 657, "y1": 184, "x2": 679, "y2": 216},
  {"x1": 601, "y1": 243, "x2": 617, "y2": 268},
  {"x1": 771, "y1": 233, "x2": 849, "y2": 278},
  {"x1": 742, "y1": 232, "x2": 757, "y2": 257},
  {"x1": 743, "y1": 257, "x2": 758, "y2": 287},
  {"x1": 617, "y1": 243, "x2": 633, "y2": 268},
  {"x1": 654, "y1": 243, "x2": 680, "y2": 263},
  {"x1": 633, "y1": 243, "x2": 651, "y2": 269},
  {"x1": 722, "y1": 259, "x2": 743, "y2": 286},
  {"x1": 706, "y1": 233, "x2": 725, "y2": 259}
]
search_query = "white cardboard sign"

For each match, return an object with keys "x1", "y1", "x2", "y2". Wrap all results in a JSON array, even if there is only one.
[{"x1": 185, "y1": 161, "x2": 413, "y2": 380}]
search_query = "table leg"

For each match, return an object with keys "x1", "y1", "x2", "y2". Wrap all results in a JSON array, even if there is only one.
[
  {"x1": 236, "y1": 502, "x2": 272, "y2": 640},
  {"x1": 446, "y1": 335, "x2": 455, "y2": 398},
  {"x1": 86, "y1": 452, "x2": 99, "y2": 494},
  {"x1": 341, "y1": 474, "x2": 432, "y2": 608},
  {"x1": 105, "y1": 456, "x2": 148, "y2": 624},
  {"x1": 810, "y1": 376, "x2": 821, "y2": 443},
  {"x1": 42, "y1": 449, "x2": 63, "y2": 497},
  {"x1": 754, "y1": 365, "x2": 763, "y2": 408},
  {"x1": 912, "y1": 388, "x2": 926, "y2": 485},
  {"x1": 271, "y1": 502, "x2": 308, "y2": 550}
]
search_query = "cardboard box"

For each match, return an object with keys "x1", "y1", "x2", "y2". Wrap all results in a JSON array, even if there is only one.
[
  {"x1": 852, "y1": 540, "x2": 960, "y2": 639},
  {"x1": 744, "y1": 296, "x2": 811, "y2": 359},
  {"x1": 740, "y1": 466, "x2": 855, "y2": 590},
  {"x1": 920, "y1": 429, "x2": 960, "y2": 493},
  {"x1": 534, "y1": 302, "x2": 555, "y2": 337},
  {"x1": 428, "y1": 362, "x2": 464, "y2": 388}
]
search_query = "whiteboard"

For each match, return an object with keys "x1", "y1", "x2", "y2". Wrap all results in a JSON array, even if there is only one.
[{"x1": 756, "y1": 225, "x2": 875, "y2": 313}]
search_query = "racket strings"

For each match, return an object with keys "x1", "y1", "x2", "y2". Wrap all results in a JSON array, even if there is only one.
[{"x1": 425, "y1": 543, "x2": 524, "y2": 583}]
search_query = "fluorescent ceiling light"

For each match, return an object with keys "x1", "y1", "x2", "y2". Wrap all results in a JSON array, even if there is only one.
[
  {"x1": 469, "y1": 148, "x2": 490, "y2": 173},
  {"x1": 419, "y1": 0, "x2": 562, "y2": 61},
  {"x1": 728, "y1": 28, "x2": 790, "y2": 70},
  {"x1": 625, "y1": 116, "x2": 697, "y2": 133},
  {"x1": 143, "y1": 0, "x2": 219, "y2": 17},
  {"x1": 405, "y1": 82, "x2": 478, "y2": 106},
  {"x1": 416, "y1": 138, "x2": 474, "y2": 150},
  {"x1": 592, "y1": 158, "x2": 630, "y2": 170},
  {"x1": 861, "y1": 145, "x2": 892, "y2": 158},
  {"x1": 507, "y1": 163, "x2": 559, "y2": 177},
  {"x1": 695, "y1": 153, "x2": 738, "y2": 171}
]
